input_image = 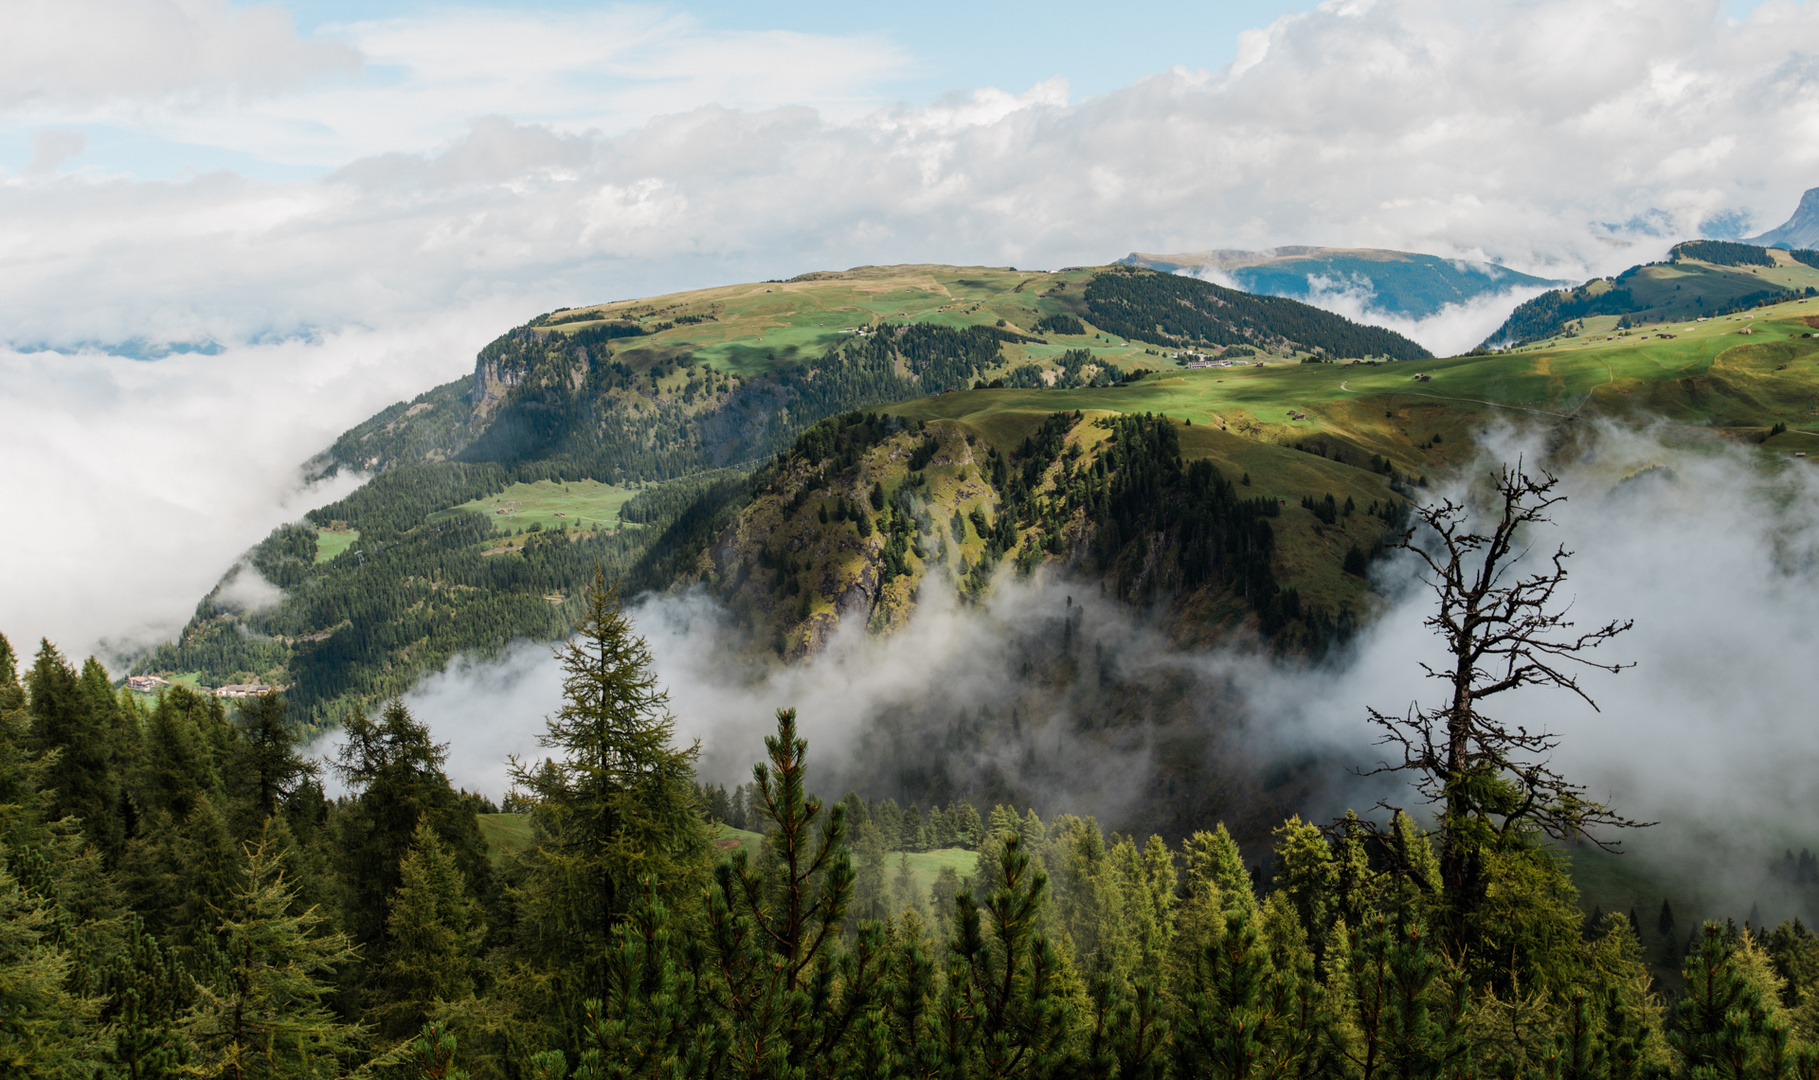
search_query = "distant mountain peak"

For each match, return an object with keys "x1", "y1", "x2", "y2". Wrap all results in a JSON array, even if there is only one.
[{"x1": 1747, "y1": 186, "x2": 1819, "y2": 249}]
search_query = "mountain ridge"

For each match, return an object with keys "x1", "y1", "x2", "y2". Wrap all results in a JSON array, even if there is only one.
[
  {"x1": 1748, "y1": 185, "x2": 1819, "y2": 249},
  {"x1": 1118, "y1": 246, "x2": 1564, "y2": 319}
]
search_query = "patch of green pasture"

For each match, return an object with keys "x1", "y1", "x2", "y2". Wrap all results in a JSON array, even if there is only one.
[
  {"x1": 314, "y1": 528, "x2": 359, "y2": 564},
  {"x1": 477, "y1": 813, "x2": 535, "y2": 861},
  {"x1": 712, "y1": 824, "x2": 765, "y2": 862},
  {"x1": 887, "y1": 847, "x2": 983, "y2": 897},
  {"x1": 454, "y1": 479, "x2": 640, "y2": 535}
]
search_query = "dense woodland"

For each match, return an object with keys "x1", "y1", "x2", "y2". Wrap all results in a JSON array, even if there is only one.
[
  {"x1": 21, "y1": 478, "x2": 1819, "y2": 1078},
  {"x1": 1080, "y1": 269, "x2": 1431, "y2": 361}
]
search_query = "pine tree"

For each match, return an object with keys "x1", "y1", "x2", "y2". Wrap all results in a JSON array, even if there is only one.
[
  {"x1": 945, "y1": 834, "x2": 1071, "y2": 1077},
  {"x1": 95, "y1": 914, "x2": 194, "y2": 1080},
  {"x1": 1672, "y1": 923, "x2": 1790, "y2": 1078},
  {"x1": 1340, "y1": 917, "x2": 1470, "y2": 1080},
  {"x1": 507, "y1": 568, "x2": 709, "y2": 1001}
]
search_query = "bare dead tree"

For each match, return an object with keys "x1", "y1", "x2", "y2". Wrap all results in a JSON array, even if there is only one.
[{"x1": 1362, "y1": 460, "x2": 1646, "y2": 946}]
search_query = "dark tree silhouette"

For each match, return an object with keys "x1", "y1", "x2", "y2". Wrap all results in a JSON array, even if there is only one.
[{"x1": 1363, "y1": 461, "x2": 1646, "y2": 952}]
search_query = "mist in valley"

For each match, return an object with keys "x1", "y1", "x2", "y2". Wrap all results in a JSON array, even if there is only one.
[{"x1": 369, "y1": 417, "x2": 1819, "y2": 929}]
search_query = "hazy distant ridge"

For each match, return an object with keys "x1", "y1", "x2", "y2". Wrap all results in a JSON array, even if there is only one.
[{"x1": 1118, "y1": 246, "x2": 1564, "y2": 319}]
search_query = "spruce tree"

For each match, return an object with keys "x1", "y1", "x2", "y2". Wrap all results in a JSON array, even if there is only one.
[
  {"x1": 332, "y1": 698, "x2": 489, "y2": 955},
  {"x1": 136, "y1": 686, "x2": 218, "y2": 823},
  {"x1": 1272, "y1": 815, "x2": 1338, "y2": 964},
  {"x1": 891, "y1": 853, "x2": 924, "y2": 919},
  {"x1": 0, "y1": 633, "x2": 24, "y2": 713},
  {"x1": 852, "y1": 821, "x2": 889, "y2": 924}
]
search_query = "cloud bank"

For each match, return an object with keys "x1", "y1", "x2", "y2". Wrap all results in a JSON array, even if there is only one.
[
  {"x1": 0, "y1": 305, "x2": 519, "y2": 661},
  {"x1": 4, "y1": 0, "x2": 1818, "y2": 350}
]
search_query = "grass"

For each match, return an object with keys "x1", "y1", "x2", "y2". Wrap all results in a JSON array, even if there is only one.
[
  {"x1": 713, "y1": 824, "x2": 764, "y2": 862},
  {"x1": 314, "y1": 528, "x2": 359, "y2": 564},
  {"x1": 478, "y1": 818, "x2": 767, "y2": 865},
  {"x1": 452, "y1": 479, "x2": 641, "y2": 536},
  {"x1": 547, "y1": 265, "x2": 1097, "y2": 379},
  {"x1": 477, "y1": 813, "x2": 535, "y2": 861},
  {"x1": 887, "y1": 847, "x2": 982, "y2": 898}
]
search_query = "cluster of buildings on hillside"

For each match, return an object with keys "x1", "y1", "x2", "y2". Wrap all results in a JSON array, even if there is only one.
[
  {"x1": 214, "y1": 683, "x2": 276, "y2": 699},
  {"x1": 122, "y1": 674, "x2": 276, "y2": 699}
]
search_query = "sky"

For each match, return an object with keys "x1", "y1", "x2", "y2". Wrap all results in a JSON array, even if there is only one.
[{"x1": 5, "y1": 0, "x2": 1819, "y2": 661}]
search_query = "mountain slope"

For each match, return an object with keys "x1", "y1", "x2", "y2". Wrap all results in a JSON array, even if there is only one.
[
  {"x1": 137, "y1": 264, "x2": 1433, "y2": 724},
  {"x1": 1748, "y1": 186, "x2": 1819, "y2": 249},
  {"x1": 1120, "y1": 246, "x2": 1563, "y2": 319},
  {"x1": 1484, "y1": 241, "x2": 1819, "y2": 345}
]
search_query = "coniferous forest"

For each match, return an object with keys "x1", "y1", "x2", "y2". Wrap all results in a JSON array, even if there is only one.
[{"x1": 10, "y1": 468, "x2": 1819, "y2": 1079}]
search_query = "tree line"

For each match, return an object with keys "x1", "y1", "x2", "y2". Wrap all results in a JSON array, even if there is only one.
[{"x1": 14, "y1": 511, "x2": 1819, "y2": 1076}]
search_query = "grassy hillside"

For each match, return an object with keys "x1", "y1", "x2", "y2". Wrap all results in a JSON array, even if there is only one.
[
  {"x1": 1486, "y1": 242, "x2": 1819, "y2": 345},
  {"x1": 132, "y1": 272, "x2": 1819, "y2": 733},
  {"x1": 131, "y1": 264, "x2": 1427, "y2": 721}
]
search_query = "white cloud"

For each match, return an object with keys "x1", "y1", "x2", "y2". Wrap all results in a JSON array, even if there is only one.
[
  {"x1": 6, "y1": 7, "x2": 915, "y2": 172},
  {"x1": 7, "y1": 0, "x2": 1819, "y2": 352},
  {"x1": 0, "y1": 304, "x2": 521, "y2": 664},
  {"x1": 0, "y1": 0, "x2": 359, "y2": 110},
  {"x1": 1289, "y1": 272, "x2": 1556, "y2": 355},
  {"x1": 24, "y1": 130, "x2": 87, "y2": 176},
  {"x1": 12, "y1": 0, "x2": 1819, "y2": 662}
]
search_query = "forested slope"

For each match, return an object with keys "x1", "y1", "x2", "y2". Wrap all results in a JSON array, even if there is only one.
[{"x1": 133, "y1": 264, "x2": 1433, "y2": 727}]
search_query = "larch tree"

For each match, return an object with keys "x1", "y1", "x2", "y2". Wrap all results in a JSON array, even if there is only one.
[
  {"x1": 507, "y1": 567, "x2": 709, "y2": 1000},
  {"x1": 180, "y1": 826, "x2": 380, "y2": 1080},
  {"x1": 227, "y1": 692, "x2": 316, "y2": 831}
]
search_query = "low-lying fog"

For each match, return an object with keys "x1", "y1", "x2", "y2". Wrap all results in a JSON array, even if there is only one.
[{"x1": 380, "y1": 418, "x2": 1819, "y2": 922}]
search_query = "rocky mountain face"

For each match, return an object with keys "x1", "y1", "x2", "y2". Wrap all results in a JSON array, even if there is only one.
[{"x1": 1748, "y1": 186, "x2": 1819, "y2": 250}]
